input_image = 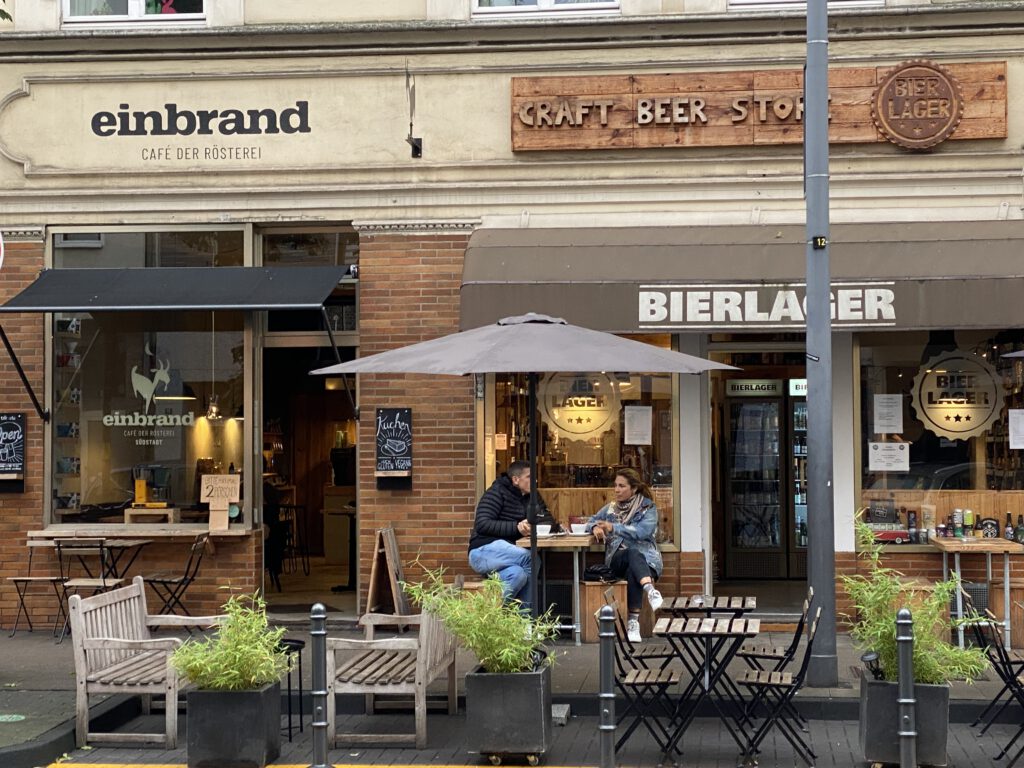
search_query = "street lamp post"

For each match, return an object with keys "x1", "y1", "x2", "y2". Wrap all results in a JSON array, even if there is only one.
[{"x1": 805, "y1": 0, "x2": 838, "y2": 687}]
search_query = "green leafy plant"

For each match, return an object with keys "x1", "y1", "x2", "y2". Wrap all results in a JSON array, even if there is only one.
[
  {"x1": 405, "y1": 567, "x2": 559, "y2": 674},
  {"x1": 0, "y1": 1, "x2": 10, "y2": 22},
  {"x1": 840, "y1": 517, "x2": 988, "y2": 685},
  {"x1": 171, "y1": 592, "x2": 288, "y2": 690}
]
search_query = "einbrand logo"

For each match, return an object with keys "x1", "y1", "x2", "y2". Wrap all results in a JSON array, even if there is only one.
[{"x1": 91, "y1": 101, "x2": 311, "y2": 138}]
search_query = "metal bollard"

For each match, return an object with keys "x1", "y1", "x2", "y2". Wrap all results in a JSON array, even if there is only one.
[
  {"x1": 310, "y1": 603, "x2": 329, "y2": 768},
  {"x1": 896, "y1": 607, "x2": 917, "y2": 768},
  {"x1": 598, "y1": 605, "x2": 616, "y2": 768}
]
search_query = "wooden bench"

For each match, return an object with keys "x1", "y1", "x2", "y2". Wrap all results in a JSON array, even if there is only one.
[
  {"x1": 67, "y1": 575, "x2": 222, "y2": 748},
  {"x1": 325, "y1": 610, "x2": 457, "y2": 749}
]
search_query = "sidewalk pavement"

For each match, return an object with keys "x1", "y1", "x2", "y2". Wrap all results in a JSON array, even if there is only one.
[{"x1": 0, "y1": 626, "x2": 1018, "y2": 767}]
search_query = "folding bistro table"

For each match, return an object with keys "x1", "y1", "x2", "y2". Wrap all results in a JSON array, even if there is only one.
[
  {"x1": 661, "y1": 595, "x2": 757, "y2": 619},
  {"x1": 654, "y1": 616, "x2": 761, "y2": 759}
]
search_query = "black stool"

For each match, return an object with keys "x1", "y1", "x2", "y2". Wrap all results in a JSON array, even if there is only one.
[{"x1": 279, "y1": 637, "x2": 305, "y2": 741}]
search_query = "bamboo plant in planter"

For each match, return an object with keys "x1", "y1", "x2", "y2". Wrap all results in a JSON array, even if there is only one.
[
  {"x1": 171, "y1": 591, "x2": 289, "y2": 768},
  {"x1": 841, "y1": 519, "x2": 988, "y2": 767},
  {"x1": 406, "y1": 569, "x2": 560, "y2": 766}
]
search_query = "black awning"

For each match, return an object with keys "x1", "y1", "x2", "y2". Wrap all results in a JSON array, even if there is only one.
[{"x1": 0, "y1": 265, "x2": 349, "y2": 313}]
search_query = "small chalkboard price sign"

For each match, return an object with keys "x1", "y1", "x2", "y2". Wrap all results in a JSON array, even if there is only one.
[
  {"x1": 0, "y1": 413, "x2": 25, "y2": 483},
  {"x1": 375, "y1": 408, "x2": 412, "y2": 478}
]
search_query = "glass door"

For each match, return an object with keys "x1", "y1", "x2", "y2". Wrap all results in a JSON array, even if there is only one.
[
  {"x1": 724, "y1": 399, "x2": 786, "y2": 578},
  {"x1": 790, "y1": 397, "x2": 808, "y2": 578}
]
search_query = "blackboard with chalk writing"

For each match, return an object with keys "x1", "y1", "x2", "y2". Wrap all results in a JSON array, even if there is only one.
[{"x1": 375, "y1": 408, "x2": 412, "y2": 477}]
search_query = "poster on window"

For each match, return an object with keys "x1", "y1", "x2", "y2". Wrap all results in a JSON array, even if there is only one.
[
  {"x1": 868, "y1": 441, "x2": 910, "y2": 472},
  {"x1": 624, "y1": 406, "x2": 652, "y2": 446},
  {"x1": 1010, "y1": 409, "x2": 1024, "y2": 450},
  {"x1": 873, "y1": 394, "x2": 903, "y2": 434}
]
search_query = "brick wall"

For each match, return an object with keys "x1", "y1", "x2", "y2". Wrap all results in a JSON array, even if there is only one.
[{"x1": 356, "y1": 229, "x2": 477, "y2": 604}]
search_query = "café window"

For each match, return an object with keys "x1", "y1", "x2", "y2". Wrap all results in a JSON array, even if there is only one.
[
  {"x1": 52, "y1": 311, "x2": 244, "y2": 525},
  {"x1": 487, "y1": 363, "x2": 676, "y2": 546},
  {"x1": 859, "y1": 329, "x2": 1024, "y2": 537},
  {"x1": 52, "y1": 230, "x2": 243, "y2": 269},
  {"x1": 64, "y1": 0, "x2": 203, "y2": 22}
]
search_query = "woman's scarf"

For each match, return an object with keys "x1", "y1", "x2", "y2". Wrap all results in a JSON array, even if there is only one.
[{"x1": 614, "y1": 493, "x2": 644, "y2": 526}]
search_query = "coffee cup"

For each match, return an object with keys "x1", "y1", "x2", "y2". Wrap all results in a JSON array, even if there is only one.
[
  {"x1": 535, "y1": 524, "x2": 552, "y2": 536},
  {"x1": 570, "y1": 523, "x2": 588, "y2": 535}
]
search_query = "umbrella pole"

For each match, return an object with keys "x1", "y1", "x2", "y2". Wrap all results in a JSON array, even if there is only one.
[{"x1": 528, "y1": 372, "x2": 540, "y2": 619}]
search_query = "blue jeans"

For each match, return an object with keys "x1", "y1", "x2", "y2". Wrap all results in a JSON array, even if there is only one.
[{"x1": 469, "y1": 539, "x2": 532, "y2": 611}]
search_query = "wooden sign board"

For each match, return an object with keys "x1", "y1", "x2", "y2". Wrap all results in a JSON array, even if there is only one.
[
  {"x1": 511, "y1": 61, "x2": 1006, "y2": 152},
  {"x1": 366, "y1": 526, "x2": 411, "y2": 616},
  {"x1": 375, "y1": 408, "x2": 412, "y2": 478},
  {"x1": 202, "y1": 473, "x2": 240, "y2": 531}
]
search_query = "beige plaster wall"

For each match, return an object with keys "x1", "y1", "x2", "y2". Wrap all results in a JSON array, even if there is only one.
[{"x1": 245, "y1": 0, "x2": 428, "y2": 24}]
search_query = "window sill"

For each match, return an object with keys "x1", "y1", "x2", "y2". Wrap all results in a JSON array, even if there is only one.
[{"x1": 31, "y1": 524, "x2": 252, "y2": 538}]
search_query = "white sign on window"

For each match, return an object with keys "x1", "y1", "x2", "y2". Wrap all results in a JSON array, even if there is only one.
[
  {"x1": 868, "y1": 441, "x2": 910, "y2": 472},
  {"x1": 624, "y1": 406, "x2": 652, "y2": 445},
  {"x1": 1010, "y1": 409, "x2": 1024, "y2": 450},
  {"x1": 873, "y1": 394, "x2": 903, "y2": 434},
  {"x1": 495, "y1": 433, "x2": 508, "y2": 451}
]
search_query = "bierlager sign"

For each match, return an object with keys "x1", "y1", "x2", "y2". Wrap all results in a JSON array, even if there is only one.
[{"x1": 910, "y1": 352, "x2": 1003, "y2": 440}]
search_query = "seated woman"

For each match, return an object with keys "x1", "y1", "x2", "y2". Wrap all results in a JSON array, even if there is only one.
[{"x1": 585, "y1": 467, "x2": 663, "y2": 643}]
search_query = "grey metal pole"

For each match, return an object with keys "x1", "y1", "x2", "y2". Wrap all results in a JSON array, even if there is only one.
[
  {"x1": 528, "y1": 372, "x2": 540, "y2": 619},
  {"x1": 804, "y1": 0, "x2": 838, "y2": 687},
  {"x1": 598, "y1": 605, "x2": 616, "y2": 768},
  {"x1": 896, "y1": 608, "x2": 917, "y2": 768},
  {"x1": 310, "y1": 603, "x2": 329, "y2": 768}
]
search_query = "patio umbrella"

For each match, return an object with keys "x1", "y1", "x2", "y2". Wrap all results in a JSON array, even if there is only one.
[{"x1": 311, "y1": 313, "x2": 735, "y2": 617}]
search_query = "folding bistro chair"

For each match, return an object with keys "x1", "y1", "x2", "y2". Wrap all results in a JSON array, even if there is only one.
[
  {"x1": 736, "y1": 606, "x2": 822, "y2": 768},
  {"x1": 597, "y1": 602, "x2": 681, "y2": 754},
  {"x1": 967, "y1": 609, "x2": 1024, "y2": 767},
  {"x1": 737, "y1": 585, "x2": 814, "y2": 724},
  {"x1": 142, "y1": 533, "x2": 209, "y2": 616},
  {"x1": 6, "y1": 540, "x2": 67, "y2": 636},
  {"x1": 603, "y1": 586, "x2": 675, "y2": 670},
  {"x1": 55, "y1": 538, "x2": 123, "y2": 643}
]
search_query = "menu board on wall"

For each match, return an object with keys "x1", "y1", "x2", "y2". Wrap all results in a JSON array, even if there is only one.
[
  {"x1": 0, "y1": 413, "x2": 25, "y2": 480},
  {"x1": 868, "y1": 441, "x2": 911, "y2": 472},
  {"x1": 624, "y1": 406, "x2": 652, "y2": 445},
  {"x1": 375, "y1": 408, "x2": 413, "y2": 477}
]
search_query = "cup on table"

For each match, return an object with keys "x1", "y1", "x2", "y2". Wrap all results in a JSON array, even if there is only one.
[
  {"x1": 570, "y1": 523, "x2": 588, "y2": 535},
  {"x1": 535, "y1": 524, "x2": 552, "y2": 536}
]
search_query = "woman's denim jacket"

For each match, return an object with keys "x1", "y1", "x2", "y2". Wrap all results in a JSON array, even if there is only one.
[{"x1": 585, "y1": 496, "x2": 663, "y2": 578}]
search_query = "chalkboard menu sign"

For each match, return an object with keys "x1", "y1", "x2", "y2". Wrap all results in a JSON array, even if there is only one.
[
  {"x1": 375, "y1": 408, "x2": 412, "y2": 477},
  {"x1": 0, "y1": 413, "x2": 25, "y2": 480}
]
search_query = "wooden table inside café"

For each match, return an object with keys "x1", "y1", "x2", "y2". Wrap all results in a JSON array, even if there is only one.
[
  {"x1": 516, "y1": 533, "x2": 595, "y2": 646},
  {"x1": 931, "y1": 536, "x2": 1024, "y2": 649}
]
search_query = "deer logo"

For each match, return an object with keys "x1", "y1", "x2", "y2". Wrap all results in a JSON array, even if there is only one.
[{"x1": 131, "y1": 344, "x2": 171, "y2": 414}]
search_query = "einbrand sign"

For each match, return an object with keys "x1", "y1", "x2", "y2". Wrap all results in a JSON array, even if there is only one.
[
  {"x1": 91, "y1": 101, "x2": 310, "y2": 138},
  {"x1": 637, "y1": 282, "x2": 896, "y2": 330},
  {"x1": 910, "y1": 352, "x2": 1003, "y2": 441},
  {"x1": 512, "y1": 61, "x2": 1005, "y2": 152}
]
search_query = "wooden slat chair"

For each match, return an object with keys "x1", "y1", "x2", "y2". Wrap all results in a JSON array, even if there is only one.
[
  {"x1": 7, "y1": 540, "x2": 67, "y2": 637},
  {"x1": 963, "y1": 594, "x2": 1024, "y2": 734},
  {"x1": 142, "y1": 533, "x2": 209, "y2": 617},
  {"x1": 67, "y1": 575, "x2": 223, "y2": 748},
  {"x1": 602, "y1": 586, "x2": 675, "y2": 670},
  {"x1": 736, "y1": 607, "x2": 822, "y2": 768},
  {"x1": 55, "y1": 537, "x2": 124, "y2": 643},
  {"x1": 325, "y1": 609, "x2": 457, "y2": 749},
  {"x1": 597, "y1": 601, "x2": 681, "y2": 753}
]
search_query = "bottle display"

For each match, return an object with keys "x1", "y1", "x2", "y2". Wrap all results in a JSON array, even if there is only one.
[
  {"x1": 727, "y1": 401, "x2": 781, "y2": 549},
  {"x1": 974, "y1": 514, "x2": 984, "y2": 539},
  {"x1": 1006, "y1": 512, "x2": 1015, "y2": 541},
  {"x1": 1016, "y1": 515, "x2": 1024, "y2": 544}
]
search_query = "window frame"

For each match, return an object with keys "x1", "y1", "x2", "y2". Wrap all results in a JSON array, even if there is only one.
[
  {"x1": 473, "y1": 0, "x2": 620, "y2": 18},
  {"x1": 62, "y1": 0, "x2": 205, "y2": 24}
]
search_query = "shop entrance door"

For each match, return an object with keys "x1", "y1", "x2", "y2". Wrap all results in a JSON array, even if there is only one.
[{"x1": 711, "y1": 349, "x2": 808, "y2": 582}]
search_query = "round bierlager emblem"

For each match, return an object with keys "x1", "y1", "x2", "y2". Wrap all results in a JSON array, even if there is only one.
[
  {"x1": 872, "y1": 60, "x2": 963, "y2": 151},
  {"x1": 910, "y1": 352, "x2": 1003, "y2": 441}
]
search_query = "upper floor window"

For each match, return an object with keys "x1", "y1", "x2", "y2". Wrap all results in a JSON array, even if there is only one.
[
  {"x1": 64, "y1": 0, "x2": 203, "y2": 23},
  {"x1": 475, "y1": 0, "x2": 619, "y2": 16},
  {"x1": 728, "y1": 0, "x2": 881, "y2": 9}
]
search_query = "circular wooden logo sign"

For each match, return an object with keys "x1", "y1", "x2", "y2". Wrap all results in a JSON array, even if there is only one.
[{"x1": 872, "y1": 60, "x2": 963, "y2": 150}]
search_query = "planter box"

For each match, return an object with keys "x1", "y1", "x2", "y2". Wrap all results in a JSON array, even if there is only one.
[
  {"x1": 465, "y1": 661, "x2": 552, "y2": 759},
  {"x1": 186, "y1": 682, "x2": 281, "y2": 768},
  {"x1": 858, "y1": 676, "x2": 949, "y2": 766}
]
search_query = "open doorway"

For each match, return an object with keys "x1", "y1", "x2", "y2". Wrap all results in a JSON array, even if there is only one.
[{"x1": 262, "y1": 346, "x2": 358, "y2": 620}]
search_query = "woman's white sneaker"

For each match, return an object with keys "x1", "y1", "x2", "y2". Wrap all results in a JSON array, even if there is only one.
[
  {"x1": 647, "y1": 588, "x2": 664, "y2": 612},
  {"x1": 626, "y1": 618, "x2": 641, "y2": 644}
]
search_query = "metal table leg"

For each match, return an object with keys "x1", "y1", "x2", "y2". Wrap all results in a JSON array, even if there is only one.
[
  {"x1": 954, "y1": 551, "x2": 965, "y2": 648},
  {"x1": 572, "y1": 547, "x2": 581, "y2": 646},
  {"x1": 1005, "y1": 552, "x2": 1013, "y2": 650}
]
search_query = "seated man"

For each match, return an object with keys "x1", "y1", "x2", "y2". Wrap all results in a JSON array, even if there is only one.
[{"x1": 467, "y1": 460, "x2": 552, "y2": 611}]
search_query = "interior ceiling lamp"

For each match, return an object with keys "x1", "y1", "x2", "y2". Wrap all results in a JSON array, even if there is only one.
[
  {"x1": 206, "y1": 312, "x2": 223, "y2": 421},
  {"x1": 154, "y1": 382, "x2": 197, "y2": 401}
]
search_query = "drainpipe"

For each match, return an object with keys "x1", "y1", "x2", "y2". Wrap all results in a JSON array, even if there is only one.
[{"x1": 896, "y1": 607, "x2": 917, "y2": 768}]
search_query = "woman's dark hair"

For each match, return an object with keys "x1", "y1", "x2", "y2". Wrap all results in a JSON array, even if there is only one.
[{"x1": 616, "y1": 467, "x2": 653, "y2": 501}]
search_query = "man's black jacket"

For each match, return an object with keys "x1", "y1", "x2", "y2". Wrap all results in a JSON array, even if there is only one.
[{"x1": 468, "y1": 474, "x2": 552, "y2": 552}]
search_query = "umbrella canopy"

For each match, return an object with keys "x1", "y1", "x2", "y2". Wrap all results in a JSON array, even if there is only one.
[
  {"x1": 312, "y1": 313, "x2": 735, "y2": 617},
  {"x1": 312, "y1": 313, "x2": 735, "y2": 376}
]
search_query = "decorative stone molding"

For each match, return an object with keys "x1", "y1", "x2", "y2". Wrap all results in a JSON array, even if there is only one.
[
  {"x1": 0, "y1": 227, "x2": 44, "y2": 242},
  {"x1": 352, "y1": 220, "x2": 480, "y2": 236}
]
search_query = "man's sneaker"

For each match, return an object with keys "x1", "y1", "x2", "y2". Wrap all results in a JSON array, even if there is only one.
[
  {"x1": 647, "y1": 588, "x2": 664, "y2": 612},
  {"x1": 626, "y1": 618, "x2": 642, "y2": 644}
]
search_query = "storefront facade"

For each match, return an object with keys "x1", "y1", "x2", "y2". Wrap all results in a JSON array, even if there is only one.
[{"x1": 1, "y1": 1, "x2": 1023, "y2": 623}]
